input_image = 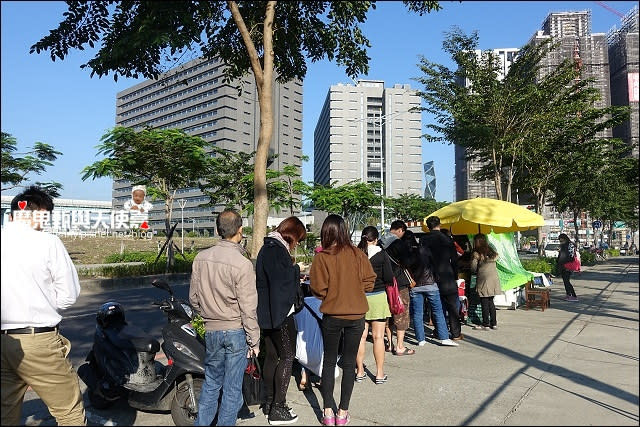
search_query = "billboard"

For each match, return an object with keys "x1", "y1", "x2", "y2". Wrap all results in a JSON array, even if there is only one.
[{"x1": 629, "y1": 72, "x2": 639, "y2": 103}]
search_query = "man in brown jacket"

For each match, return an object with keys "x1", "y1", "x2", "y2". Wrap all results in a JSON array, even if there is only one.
[{"x1": 189, "y1": 209, "x2": 260, "y2": 426}]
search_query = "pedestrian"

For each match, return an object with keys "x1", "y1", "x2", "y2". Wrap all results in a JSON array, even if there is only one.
[
  {"x1": 557, "y1": 233, "x2": 579, "y2": 302},
  {"x1": 380, "y1": 230, "x2": 416, "y2": 356},
  {"x1": 419, "y1": 216, "x2": 464, "y2": 341},
  {"x1": 1, "y1": 186, "x2": 86, "y2": 426},
  {"x1": 470, "y1": 234, "x2": 501, "y2": 330},
  {"x1": 256, "y1": 216, "x2": 307, "y2": 424},
  {"x1": 189, "y1": 209, "x2": 260, "y2": 426},
  {"x1": 410, "y1": 240, "x2": 459, "y2": 347},
  {"x1": 355, "y1": 226, "x2": 393, "y2": 385},
  {"x1": 310, "y1": 214, "x2": 376, "y2": 426}
]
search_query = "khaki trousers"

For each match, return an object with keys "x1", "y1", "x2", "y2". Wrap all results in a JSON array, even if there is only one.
[{"x1": 1, "y1": 330, "x2": 86, "y2": 426}]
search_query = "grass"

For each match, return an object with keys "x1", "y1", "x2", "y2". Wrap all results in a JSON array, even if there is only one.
[{"x1": 60, "y1": 235, "x2": 223, "y2": 265}]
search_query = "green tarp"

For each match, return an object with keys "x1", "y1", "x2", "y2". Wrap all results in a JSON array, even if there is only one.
[{"x1": 468, "y1": 232, "x2": 533, "y2": 291}]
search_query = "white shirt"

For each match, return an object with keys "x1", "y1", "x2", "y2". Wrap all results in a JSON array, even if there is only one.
[{"x1": 1, "y1": 221, "x2": 81, "y2": 329}]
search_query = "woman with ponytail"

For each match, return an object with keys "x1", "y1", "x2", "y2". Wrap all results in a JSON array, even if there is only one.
[{"x1": 355, "y1": 226, "x2": 393, "y2": 385}]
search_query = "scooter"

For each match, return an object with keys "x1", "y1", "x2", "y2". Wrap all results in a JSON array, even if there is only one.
[{"x1": 78, "y1": 279, "x2": 205, "y2": 425}]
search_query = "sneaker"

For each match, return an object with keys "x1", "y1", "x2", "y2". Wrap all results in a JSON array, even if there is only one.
[
  {"x1": 452, "y1": 334, "x2": 464, "y2": 341},
  {"x1": 285, "y1": 404, "x2": 297, "y2": 418},
  {"x1": 490, "y1": 325, "x2": 498, "y2": 330},
  {"x1": 565, "y1": 295, "x2": 572, "y2": 301},
  {"x1": 335, "y1": 412, "x2": 350, "y2": 426},
  {"x1": 473, "y1": 325, "x2": 489, "y2": 330},
  {"x1": 418, "y1": 340, "x2": 427, "y2": 346},
  {"x1": 569, "y1": 296, "x2": 579, "y2": 302},
  {"x1": 322, "y1": 413, "x2": 336, "y2": 426},
  {"x1": 268, "y1": 403, "x2": 298, "y2": 425},
  {"x1": 440, "y1": 339, "x2": 459, "y2": 347}
]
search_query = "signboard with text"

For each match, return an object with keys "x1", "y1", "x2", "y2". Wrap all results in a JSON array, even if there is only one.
[{"x1": 629, "y1": 72, "x2": 639, "y2": 103}]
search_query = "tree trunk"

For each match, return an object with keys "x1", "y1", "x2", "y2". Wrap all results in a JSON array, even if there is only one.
[
  {"x1": 228, "y1": 0, "x2": 276, "y2": 259},
  {"x1": 573, "y1": 210, "x2": 580, "y2": 247},
  {"x1": 535, "y1": 191, "x2": 545, "y2": 255}
]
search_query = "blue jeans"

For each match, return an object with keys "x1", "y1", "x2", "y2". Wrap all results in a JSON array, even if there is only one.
[
  {"x1": 410, "y1": 289, "x2": 449, "y2": 341},
  {"x1": 195, "y1": 329, "x2": 247, "y2": 426}
]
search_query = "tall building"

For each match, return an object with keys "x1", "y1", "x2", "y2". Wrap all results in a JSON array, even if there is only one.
[
  {"x1": 313, "y1": 80, "x2": 422, "y2": 199},
  {"x1": 607, "y1": 5, "x2": 639, "y2": 157},
  {"x1": 528, "y1": 11, "x2": 612, "y2": 134},
  {"x1": 114, "y1": 57, "x2": 303, "y2": 233},
  {"x1": 454, "y1": 48, "x2": 519, "y2": 201},
  {"x1": 423, "y1": 161, "x2": 436, "y2": 199}
]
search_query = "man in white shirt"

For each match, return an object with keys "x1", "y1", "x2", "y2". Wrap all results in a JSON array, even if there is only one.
[{"x1": 1, "y1": 186, "x2": 86, "y2": 425}]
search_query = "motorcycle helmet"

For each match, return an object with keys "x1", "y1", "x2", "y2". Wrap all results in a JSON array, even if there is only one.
[{"x1": 96, "y1": 302, "x2": 126, "y2": 328}]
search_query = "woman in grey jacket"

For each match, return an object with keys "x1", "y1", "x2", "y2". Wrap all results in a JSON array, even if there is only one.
[{"x1": 470, "y1": 234, "x2": 502, "y2": 330}]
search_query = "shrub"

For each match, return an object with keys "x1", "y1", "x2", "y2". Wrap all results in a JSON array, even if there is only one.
[
  {"x1": 186, "y1": 231, "x2": 199, "y2": 238},
  {"x1": 83, "y1": 251, "x2": 197, "y2": 278},
  {"x1": 520, "y1": 257, "x2": 554, "y2": 274},
  {"x1": 243, "y1": 226, "x2": 253, "y2": 235},
  {"x1": 605, "y1": 248, "x2": 619, "y2": 257},
  {"x1": 579, "y1": 250, "x2": 596, "y2": 266}
]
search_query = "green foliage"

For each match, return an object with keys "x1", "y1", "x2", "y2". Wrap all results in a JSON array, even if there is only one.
[
  {"x1": 186, "y1": 231, "x2": 200, "y2": 238},
  {"x1": 308, "y1": 181, "x2": 381, "y2": 236},
  {"x1": 385, "y1": 193, "x2": 448, "y2": 222},
  {"x1": 79, "y1": 251, "x2": 196, "y2": 278},
  {"x1": 242, "y1": 227, "x2": 253, "y2": 236},
  {"x1": 579, "y1": 250, "x2": 595, "y2": 265},
  {"x1": 520, "y1": 257, "x2": 553, "y2": 274},
  {"x1": 1, "y1": 131, "x2": 63, "y2": 197},
  {"x1": 191, "y1": 314, "x2": 206, "y2": 340},
  {"x1": 605, "y1": 248, "x2": 620, "y2": 257}
]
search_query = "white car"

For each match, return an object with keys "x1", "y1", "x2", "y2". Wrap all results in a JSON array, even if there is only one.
[{"x1": 544, "y1": 243, "x2": 560, "y2": 258}]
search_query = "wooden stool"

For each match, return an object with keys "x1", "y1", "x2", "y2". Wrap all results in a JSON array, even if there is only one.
[{"x1": 525, "y1": 281, "x2": 550, "y2": 311}]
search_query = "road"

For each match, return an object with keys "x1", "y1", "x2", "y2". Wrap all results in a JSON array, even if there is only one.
[{"x1": 19, "y1": 256, "x2": 639, "y2": 426}]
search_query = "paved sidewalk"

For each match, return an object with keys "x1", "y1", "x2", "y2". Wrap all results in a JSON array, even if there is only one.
[
  {"x1": 237, "y1": 257, "x2": 639, "y2": 426},
  {"x1": 20, "y1": 257, "x2": 638, "y2": 425}
]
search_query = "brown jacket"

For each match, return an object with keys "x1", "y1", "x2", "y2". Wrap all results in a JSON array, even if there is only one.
[
  {"x1": 471, "y1": 252, "x2": 502, "y2": 298},
  {"x1": 309, "y1": 246, "x2": 376, "y2": 320},
  {"x1": 189, "y1": 239, "x2": 260, "y2": 350}
]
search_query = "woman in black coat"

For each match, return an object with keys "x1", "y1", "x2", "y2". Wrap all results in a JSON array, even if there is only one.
[{"x1": 255, "y1": 217, "x2": 307, "y2": 423}]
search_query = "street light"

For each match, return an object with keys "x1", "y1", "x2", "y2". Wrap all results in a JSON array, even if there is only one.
[
  {"x1": 178, "y1": 199, "x2": 187, "y2": 253},
  {"x1": 192, "y1": 218, "x2": 196, "y2": 234}
]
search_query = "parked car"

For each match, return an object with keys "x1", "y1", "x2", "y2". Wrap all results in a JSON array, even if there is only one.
[{"x1": 544, "y1": 243, "x2": 560, "y2": 258}]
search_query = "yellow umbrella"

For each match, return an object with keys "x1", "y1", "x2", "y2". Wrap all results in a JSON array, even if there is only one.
[{"x1": 422, "y1": 198, "x2": 545, "y2": 235}]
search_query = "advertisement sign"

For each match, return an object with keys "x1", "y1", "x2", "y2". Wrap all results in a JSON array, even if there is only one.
[{"x1": 629, "y1": 72, "x2": 639, "y2": 103}]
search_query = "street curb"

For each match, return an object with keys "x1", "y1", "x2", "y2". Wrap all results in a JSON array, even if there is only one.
[{"x1": 80, "y1": 273, "x2": 191, "y2": 293}]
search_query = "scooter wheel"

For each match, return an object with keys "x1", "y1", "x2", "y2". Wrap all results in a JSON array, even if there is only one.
[
  {"x1": 88, "y1": 388, "x2": 113, "y2": 410},
  {"x1": 171, "y1": 377, "x2": 203, "y2": 426}
]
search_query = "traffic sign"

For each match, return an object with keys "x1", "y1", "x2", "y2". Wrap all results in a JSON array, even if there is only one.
[{"x1": 592, "y1": 220, "x2": 602, "y2": 229}]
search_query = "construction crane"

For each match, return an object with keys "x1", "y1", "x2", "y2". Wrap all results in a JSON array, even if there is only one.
[{"x1": 594, "y1": 1, "x2": 625, "y2": 19}]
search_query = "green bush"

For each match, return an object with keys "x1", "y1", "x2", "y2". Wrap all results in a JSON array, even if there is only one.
[
  {"x1": 520, "y1": 257, "x2": 554, "y2": 274},
  {"x1": 82, "y1": 251, "x2": 197, "y2": 278},
  {"x1": 579, "y1": 250, "x2": 596, "y2": 266},
  {"x1": 186, "y1": 231, "x2": 199, "y2": 238},
  {"x1": 605, "y1": 248, "x2": 619, "y2": 257},
  {"x1": 243, "y1": 227, "x2": 253, "y2": 235}
]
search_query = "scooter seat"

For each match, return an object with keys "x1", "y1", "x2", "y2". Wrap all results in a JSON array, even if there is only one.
[{"x1": 111, "y1": 324, "x2": 160, "y2": 354}]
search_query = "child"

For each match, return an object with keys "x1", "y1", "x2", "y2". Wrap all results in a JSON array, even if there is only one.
[{"x1": 124, "y1": 185, "x2": 153, "y2": 213}]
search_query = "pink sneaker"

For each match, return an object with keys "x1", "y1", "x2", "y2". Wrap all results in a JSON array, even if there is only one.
[
  {"x1": 322, "y1": 414, "x2": 336, "y2": 426},
  {"x1": 335, "y1": 412, "x2": 350, "y2": 426}
]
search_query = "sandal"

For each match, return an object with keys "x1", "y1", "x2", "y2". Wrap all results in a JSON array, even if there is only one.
[
  {"x1": 394, "y1": 347, "x2": 415, "y2": 356},
  {"x1": 375, "y1": 375, "x2": 388, "y2": 384},
  {"x1": 355, "y1": 373, "x2": 367, "y2": 383},
  {"x1": 298, "y1": 380, "x2": 307, "y2": 391}
]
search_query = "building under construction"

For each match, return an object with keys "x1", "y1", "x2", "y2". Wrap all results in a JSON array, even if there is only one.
[
  {"x1": 607, "y1": 5, "x2": 639, "y2": 157},
  {"x1": 528, "y1": 10, "x2": 612, "y2": 138}
]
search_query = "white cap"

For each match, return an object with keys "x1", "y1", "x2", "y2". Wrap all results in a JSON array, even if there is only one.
[{"x1": 132, "y1": 185, "x2": 146, "y2": 194}]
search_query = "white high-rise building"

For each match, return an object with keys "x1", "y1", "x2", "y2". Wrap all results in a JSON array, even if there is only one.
[{"x1": 313, "y1": 80, "x2": 422, "y2": 198}]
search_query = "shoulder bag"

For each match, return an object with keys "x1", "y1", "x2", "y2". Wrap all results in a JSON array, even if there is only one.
[{"x1": 385, "y1": 276, "x2": 405, "y2": 315}]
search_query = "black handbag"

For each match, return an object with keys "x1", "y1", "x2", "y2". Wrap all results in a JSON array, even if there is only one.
[{"x1": 242, "y1": 354, "x2": 264, "y2": 406}]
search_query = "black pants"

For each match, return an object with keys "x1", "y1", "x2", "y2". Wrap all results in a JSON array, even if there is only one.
[
  {"x1": 262, "y1": 315, "x2": 297, "y2": 405},
  {"x1": 440, "y1": 292, "x2": 462, "y2": 338},
  {"x1": 320, "y1": 315, "x2": 364, "y2": 412},
  {"x1": 480, "y1": 296, "x2": 497, "y2": 327},
  {"x1": 561, "y1": 269, "x2": 577, "y2": 297}
]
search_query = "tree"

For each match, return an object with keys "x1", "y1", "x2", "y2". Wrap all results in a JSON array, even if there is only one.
[
  {"x1": 199, "y1": 151, "x2": 308, "y2": 221},
  {"x1": 385, "y1": 193, "x2": 448, "y2": 222},
  {"x1": 308, "y1": 181, "x2": 381, "y2": 237},
  {"x1": 30, "y1": 0, "x2": 442, "y2": 257},
  {"x1": 81, "y1": 126, "x2": 211, "y2": 237},
  {"x1": 1, "y1": 131, "x2": 63, "y2": 197}
]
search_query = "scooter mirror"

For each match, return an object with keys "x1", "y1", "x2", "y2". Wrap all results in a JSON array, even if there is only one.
[{"x1": 151, "y1": 279, "x2": 173, "y2": 296}]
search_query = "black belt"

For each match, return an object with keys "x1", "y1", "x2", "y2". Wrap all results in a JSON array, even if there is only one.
[{"x1": 1, "y1": 325, "x2": 59, "y2": 335}]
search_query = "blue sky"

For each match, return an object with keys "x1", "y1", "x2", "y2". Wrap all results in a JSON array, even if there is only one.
[{"x1": 1, "y1": 1, "x2": 636, "y2": 202}]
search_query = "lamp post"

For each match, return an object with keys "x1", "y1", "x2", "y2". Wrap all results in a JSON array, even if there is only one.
[
  {"x1": 178, "y1": 199, "x2": 187, "y2": 253},
  {"x1": 192, "y1": 218, "x2": 196, "y2": 234}
]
